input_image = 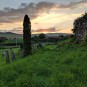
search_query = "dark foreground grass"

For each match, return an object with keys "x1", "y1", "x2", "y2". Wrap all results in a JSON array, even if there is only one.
[{"x1": 0, "y1": 43, "x2": 87, "y2": 87}]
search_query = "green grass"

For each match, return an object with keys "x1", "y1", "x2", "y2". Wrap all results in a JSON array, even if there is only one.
[
  {"x1": 0, "y1": 41, "x2": 87, "y2": 87},
  {"x1": 2, "y1": 39, "x2": 23, "y2": 44}
]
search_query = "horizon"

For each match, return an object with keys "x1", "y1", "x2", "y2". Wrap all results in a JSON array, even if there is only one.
[
  {"x1": 0, "y1": 0, "x2": 87, "y2": 34},
  {"x1": 0, "y1": 31, "x2": 72, "y2": 35}
]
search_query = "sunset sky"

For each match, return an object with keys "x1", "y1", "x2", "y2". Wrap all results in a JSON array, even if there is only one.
[{"x1": 0, "y1": 0, "x2": 87, "y2": 34}]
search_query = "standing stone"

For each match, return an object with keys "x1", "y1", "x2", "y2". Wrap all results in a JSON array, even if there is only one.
[
  {"x1": 5, "y1": 50, "x2": 10, "y2": 64},
  {"x1": 21, "y1": 50, "x2": 25, "y2": 58},
  {"x1": 23, "y1": 15, "x2": 32, "y2": 57},
  {"x1": 2, "y1": 51, "x2": 5, "y2": 57},
  {"x1": 10, "y1": 48, "x2": 16, "y2": 61}
]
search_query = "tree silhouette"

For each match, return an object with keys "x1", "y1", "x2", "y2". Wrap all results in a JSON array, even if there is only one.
[
  {"x1": 23, "y1": 15, "x2": 31, "y2": 57},
  {"x1": 39, "y1": 33, "x2": 45, "y2": 39}
]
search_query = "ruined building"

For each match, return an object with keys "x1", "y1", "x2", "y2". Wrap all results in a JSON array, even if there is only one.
[{"x1": 72, "y1": 13, "x2": 87, "y2": 41}]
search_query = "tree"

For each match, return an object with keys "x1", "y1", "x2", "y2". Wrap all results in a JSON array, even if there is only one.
[
  {"x1": 39, "y1": 33, "x2": 46, "y2": 41},
  {"x1": 23, "y1": 14, "x2": 31, "y2": 57}
]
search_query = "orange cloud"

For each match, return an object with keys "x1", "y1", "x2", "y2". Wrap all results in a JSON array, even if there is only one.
[{"x1": 32, "y1": 27, "x2": 57, "y2": 34}]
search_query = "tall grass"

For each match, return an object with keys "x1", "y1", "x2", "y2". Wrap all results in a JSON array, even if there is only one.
[{"x1": 0, "y1": 40, "x2": 87, "y2": 87}]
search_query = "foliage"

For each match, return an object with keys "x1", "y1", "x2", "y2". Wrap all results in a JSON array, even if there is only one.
[
  {"x1": 39, "y1": 33, "x2": 46, "y2": 42},
  {"x1": 39, "y1": 33, "x2": 45, "y2": 39}
]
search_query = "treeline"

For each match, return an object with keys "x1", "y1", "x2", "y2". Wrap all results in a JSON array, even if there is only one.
[{"x1": 31, "y1": 33, "x2": 74, "y2": 43}]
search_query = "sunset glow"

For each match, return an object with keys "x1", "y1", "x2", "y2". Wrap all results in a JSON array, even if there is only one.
[{"x1": 0, "y1": 0, "x2": 87, "y2": 34}]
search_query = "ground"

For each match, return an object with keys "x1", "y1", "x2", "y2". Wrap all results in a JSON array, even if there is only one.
[{"x1": 0, "y1": 40, "x2": 87, "y2": 87}]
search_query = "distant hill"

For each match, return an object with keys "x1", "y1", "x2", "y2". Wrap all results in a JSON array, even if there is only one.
[
  {"x1": 0, "y1": 32, "x2": 23, "y2": 39},
  {"x1": 32, "y1": 33, "x2": 71, "y2": 37},
  {"x1": 43, "y1": 33, "x2": 71, "y2": 37},
  {"x1": 0, "y1": 32, "x2": 71, "y2": 39}
]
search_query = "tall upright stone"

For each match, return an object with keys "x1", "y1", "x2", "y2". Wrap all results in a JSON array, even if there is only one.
[
  {"x1": 23, "y1": 15, "x2": 32, "y2": 57},
  {"x1": 5, "y1": 50, "x2": 10, "y2": 64},
  {"x1": 10, "y1": 48, "x2": 16, "y2": 61}
]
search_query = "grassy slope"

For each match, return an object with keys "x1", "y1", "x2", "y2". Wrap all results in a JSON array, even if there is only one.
[{"x1": 0, "y1": 42, "x2": 87, "y2": 87}]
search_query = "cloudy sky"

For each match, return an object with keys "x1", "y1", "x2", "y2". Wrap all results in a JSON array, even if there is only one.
[{"x1": 0, "y1": 0, "x2": 87, "y2": 34}]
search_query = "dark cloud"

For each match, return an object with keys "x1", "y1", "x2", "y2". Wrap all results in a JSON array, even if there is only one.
[
  {"x1": 35, "y1": 2, "x2": 56, "y2": 12},
  {"x1": 0, "y1": 0, "x2": 87, "y2": 24},
  {"x1": 20, "y1": 3, "x2": 27, "y2": 7},
  {"x1": 0, "y1": 2, "x2": 55, "y2": 24},
  {"x1": 58, "y1": 0, "x2": 87, "y2": 9}
]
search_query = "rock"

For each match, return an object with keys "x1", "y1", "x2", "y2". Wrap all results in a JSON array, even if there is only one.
[
  {"x1": 5, "y1": 50, "x2": 10, "y2": 64},
  {"x1": 37, "y1": 44, "x2": 43, "y2": 48},
  {"x1": 2, "y1": 51, "x2": 5, "y2": 57},
  {"x1": 10, "y1": 48, "x2": 16, "y2": 61}
]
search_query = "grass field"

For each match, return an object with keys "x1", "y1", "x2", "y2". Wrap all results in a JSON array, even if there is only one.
[
  {"x1": 0, "y1": 40, "x2": 87, "y2": 87},
  {"x1": 1, "y1": 39, "x2": 23, "y2": 44}
]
